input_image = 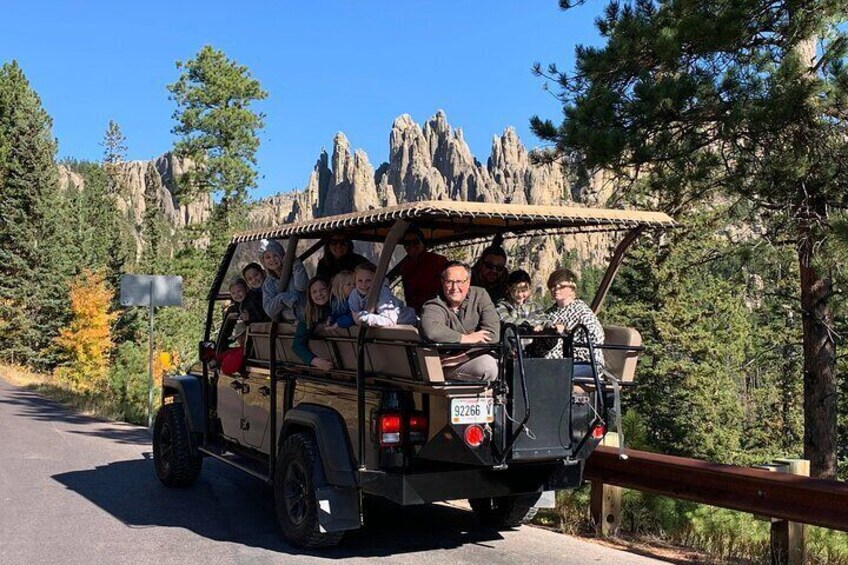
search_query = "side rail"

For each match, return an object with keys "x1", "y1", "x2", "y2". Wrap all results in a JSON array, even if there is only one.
[{"x1": 585, "y1": 446, "x2": 848, "y2": 563}]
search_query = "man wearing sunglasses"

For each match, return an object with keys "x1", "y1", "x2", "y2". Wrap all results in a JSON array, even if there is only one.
[
  {"x1": 316, "y1": 231, "x2": 368, "y2": 280},
  {"x1": 399, "y1": 225, "x2": 448, "y2": 312},
  {"x1": 471, "y1": 244, "x2": 510, "y2": 304}
]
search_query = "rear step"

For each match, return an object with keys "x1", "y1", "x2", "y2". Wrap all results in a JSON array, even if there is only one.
[{"x1": 199, "y1": 444, "x2": 271, "y2": 484}]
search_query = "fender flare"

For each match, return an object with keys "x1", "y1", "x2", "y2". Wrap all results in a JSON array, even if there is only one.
[
  {"x1": 162, "y1": 375, "x2": 205, "y2": 440},
  {"x1": 281, "y1": 404, "x2": 357, "y2": 488}
]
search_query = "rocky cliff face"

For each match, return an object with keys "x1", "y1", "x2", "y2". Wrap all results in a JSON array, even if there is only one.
[
  {"x1": 58, "y1": 152, "x2": 213, "y2": 253},
  {"x1": 249, "y1": 110, "x2": 613, "y2": 285}
]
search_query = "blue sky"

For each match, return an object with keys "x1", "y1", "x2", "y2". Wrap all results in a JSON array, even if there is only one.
[{"x1": 1, "y1": 1, "x2": 605, "y2": 200}]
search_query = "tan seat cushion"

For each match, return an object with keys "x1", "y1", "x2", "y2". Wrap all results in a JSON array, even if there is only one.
[{"x1": 602, "y1": 326, "x2": 642, "y2": 383}]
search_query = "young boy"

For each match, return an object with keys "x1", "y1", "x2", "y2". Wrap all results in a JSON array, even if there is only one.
[
  {"x1": 227, "y1": 277, "x2": 268, "y2": 324},
  {"x1": 348, "y1": 262, "x2": 417, "y2": 327},
  {"x1": 495, "y1": 269, "x2": 546, "y2": 331}
]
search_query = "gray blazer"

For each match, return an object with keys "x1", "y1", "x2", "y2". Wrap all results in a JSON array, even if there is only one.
[{"x1": 419, "y1": 286, "x2": 500, "y2": 344}]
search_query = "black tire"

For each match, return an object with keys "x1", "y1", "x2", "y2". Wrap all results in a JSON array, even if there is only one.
[
  {"x1": 274, "y1": 433, "x2": 344, "y2": 549},
  {"x1": 469, "y1": 494, "x2": 539, "y2": 528},
  {"x1": 153, "y1": 403, "x2": 202, "y2": 487}
]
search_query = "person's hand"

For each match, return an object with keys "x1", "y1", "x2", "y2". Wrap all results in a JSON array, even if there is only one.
[
  {"x1": 555, "y1": 324, "x2": 565, "y2": 334},
  {"x1": 239, "y1": 312, "x2": 250, "y2": 322},
  {"x1": 532, "y1": 324, "x2": 544, "y2": 332},
  {"x1": 311, "y1": 357, "x2": 333, "y2": 371},
  {"x1": 460, "y1": 330, "x2": 492, "y2": 344},
  {"x1": 325, "y1": 323, "x2": 339, "y2": 330}
]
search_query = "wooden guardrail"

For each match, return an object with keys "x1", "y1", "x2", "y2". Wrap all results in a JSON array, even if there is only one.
[
  {"x1": 584, "y1": 446, "x2": 848, "y2": 532},
  {"x1": 584, "y1": 443, "x2": 848, "y2": 564}
]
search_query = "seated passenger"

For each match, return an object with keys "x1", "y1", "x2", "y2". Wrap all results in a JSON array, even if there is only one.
[
  {"x1": 542, "y1": 268, "x2": 605, "y2": 377},
  {"x1": 398, "y1": 225, "x2": 448, "y2": 312},
  {"x1": 241, "y1": 262, "x2": 266, "y2": 291},
  {"x1": 496, "y1": 269, "x2": 546, "y2": 331},
  {"x1": 225, "y1": 277, "x2": 268, "y2": 324},
  {"x1": 292, "y1": 277, "x2": 334, "y2": 371},
  {"x1": 471, "y1": 244, "x2": 510, "y2": 304},
  {"x1": 260, "y1": 239, "x2": 309, "y2": 323},
  {"x1": 349, "y1": 262, "x2": 417, "y2": 327},
  {"x1": 419, "y1": 261, "x2": 500, "y2": 382},
  {"x1": 316, "y1": 231, "x2": 368, "y2": 280},
  {"x1": 327, "y1": 270, "x2": 355, "y2": 329},
  {"x1": 217, "y1": 321, "x2": 247, "y2": 375}
]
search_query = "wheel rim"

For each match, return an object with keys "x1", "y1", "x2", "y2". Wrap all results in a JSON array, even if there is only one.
[
  {"x1": 157, "y1": 418, "x2": 174, "y2": 474},
  {"x1": 283, "y1": 459, "x2": 310, "y2": 526}
]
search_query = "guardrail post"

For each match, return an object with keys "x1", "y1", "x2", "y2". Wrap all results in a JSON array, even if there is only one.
[
  {"x1": 590, "y1": 432, "x2": 621, "y2": 537},
  {"x1": 770, "y1": 459, "x2": 808, "y2": 565}
]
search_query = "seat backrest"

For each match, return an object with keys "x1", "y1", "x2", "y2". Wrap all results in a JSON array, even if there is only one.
[
  {"x1": 362, "y1": 325, "x2": 444, "y2": 383},
  {"x1": 603, "y1": 326, "x2": 642, "y2": 383}
]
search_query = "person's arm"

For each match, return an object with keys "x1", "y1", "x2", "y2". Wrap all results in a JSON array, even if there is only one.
[
  {"x1": 419, "y1": 304, "x2": 463, "y2": 343},
  {"x1": 477, "y1": 291, "x2": 501, "y2": 342},
  {"x1": 495, "y1": 300, "x2": 518, "y2": 324},
  {"x1": 262, "y1": 277, "x2": 300, "y2": 319},
  {"x1": 374, "y1": 286, "x2": 400, "y2": 325},
  {"x1": 292, "y1": 320, "x2": 315, "y2": 365},
  {"x1": 291, "y1": 258, "x2": 309, "y2": 292}
]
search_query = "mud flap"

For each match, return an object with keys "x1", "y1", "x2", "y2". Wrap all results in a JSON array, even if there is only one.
[
  {"x1": 534, "y1": 490, "x2": 556, "y2": 509},
  {"x1": 315, "y1": 486, "x2": 361, "y2": 533}
]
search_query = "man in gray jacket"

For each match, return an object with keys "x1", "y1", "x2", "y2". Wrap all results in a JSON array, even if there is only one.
[{"x1": 420, "y1": 261, "x2": 500, "y2": 381}]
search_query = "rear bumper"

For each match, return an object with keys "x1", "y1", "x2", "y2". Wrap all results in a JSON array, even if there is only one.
[{"x1": 359, "y1": 460, "x2": 583, "y2": 505}]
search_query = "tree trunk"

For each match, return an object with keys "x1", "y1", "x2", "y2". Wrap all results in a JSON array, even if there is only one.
[{"x1": 797, "y1": 226, "x2": 837, "y2": 479}]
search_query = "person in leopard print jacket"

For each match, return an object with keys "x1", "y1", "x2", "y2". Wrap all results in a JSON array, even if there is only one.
[{"x1": 542, "y1": 268, "x2": 605, "y2": 377}]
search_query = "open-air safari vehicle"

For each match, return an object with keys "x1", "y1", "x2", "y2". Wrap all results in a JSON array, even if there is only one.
[{"x1": 152, "y1": 200, "x2": 675, "y2": 548}]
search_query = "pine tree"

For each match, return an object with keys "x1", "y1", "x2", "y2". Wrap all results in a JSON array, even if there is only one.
[
  {"x1": 101, "y1": 119, "x2": 127, "y2": 194},
  {"x1": 533, "y1": 0, "x2": 848, "y2": 478},
  {"x1": 0, "y1": 61, "x2": 61, "y2": 366},
  {"x1": 167, "y1": 45, "x2": 267, "y2": 225}
]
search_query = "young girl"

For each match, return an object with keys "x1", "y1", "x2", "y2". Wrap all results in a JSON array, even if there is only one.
[
  {"x1": 327, "y1": 270, "x2": 354, "y2": 329},
  {"x1": 348, "y1": 262, "x2": 417, "y2": 327},
  {"x1": 292, "y1": 277, "x2": 334, "y2": 371},
  {"x1": 495, "y1": 270, "x2": 546, "y2": 331}
]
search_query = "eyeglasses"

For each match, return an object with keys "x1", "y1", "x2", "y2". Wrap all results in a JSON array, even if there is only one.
[
  {"x1": 402, "y1": 239, "x2": 420, "y2": 247},
  {"x1": 328, "y1": 239, "x2": 347, "y2": 247},
  {"x1": 550, "y1": 282, "x2": 576, "y2": 292},
  {"x1": 444, "y1": 278, "x2": 469, "y2": 287},
  {"x1": 483, "y1": 261, "x2": 506, "y2": 273}
]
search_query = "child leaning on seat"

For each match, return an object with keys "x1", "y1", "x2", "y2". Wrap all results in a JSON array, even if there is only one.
[
  {"x1": 327, "y1": 270, "x2": 355, "y2": 329},
  {"x1": 496, "y1": 269, "x2": 547, "y2": 331},
  {"x1": 349, "y1": 262, "x2": 417, "y2": 327}
]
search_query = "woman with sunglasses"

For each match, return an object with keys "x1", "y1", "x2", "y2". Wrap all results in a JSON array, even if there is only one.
[
  {"x1": 542, "y1": 268, "x2": 605, "y2": 377},
  {"x1": 399, "y1": 225, "x2": 447, "y2": 312},
  {"x1": 316, "y1": 231, "x2": 368, "y2": 280},
  {"x1": 471, "y1": 244, "x2": 510, "y2": 304}
]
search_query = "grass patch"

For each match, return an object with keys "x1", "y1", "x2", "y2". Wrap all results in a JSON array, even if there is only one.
[{"x1": 0, "y1": 363, "x2": 156, "y2": 426}]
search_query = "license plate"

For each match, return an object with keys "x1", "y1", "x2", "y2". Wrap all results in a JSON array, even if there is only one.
[{"x1": 450, "y1": 398, "x2": 494, "y2": 425}]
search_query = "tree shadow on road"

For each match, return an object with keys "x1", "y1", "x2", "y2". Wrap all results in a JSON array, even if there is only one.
[
  {"x1": 52, "y1": 456, "x2": 508, "y2": 557},
  {"x1": 0, "y1": 384, "x2": 151, "y2": 445}
]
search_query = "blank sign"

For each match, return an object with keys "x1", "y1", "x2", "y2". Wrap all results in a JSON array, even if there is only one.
[{"x1": 120, "y1": 275, "x2": 183, "y2": 307}]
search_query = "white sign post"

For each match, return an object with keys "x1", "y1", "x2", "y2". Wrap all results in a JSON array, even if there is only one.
[{"x1": 120, "y1": 275, "x2": 183, "y2": 429}]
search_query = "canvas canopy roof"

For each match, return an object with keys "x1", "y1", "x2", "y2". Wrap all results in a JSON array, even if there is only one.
[{"x1": 232, "y1": 200, "x2": 675, "y2": 246}]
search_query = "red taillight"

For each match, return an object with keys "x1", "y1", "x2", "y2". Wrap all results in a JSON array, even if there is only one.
[
  {"x1": 591, "y1": 424, "x2": 606, "y2": 439},
  {"x1": 379, "y1": 413, "x2": 402, "y2": 446},
  {"x1": 464, "y1": 424, "x2": 485, "y2": 447},
  {"x1": 408, "y1": 413, "x2": 428, "y2": 444}
]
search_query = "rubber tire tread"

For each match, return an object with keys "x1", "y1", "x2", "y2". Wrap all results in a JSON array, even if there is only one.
[
  {"x1": 469, "y1": 495, "x2": 539, "y2": 528},
  {"x1": 153, "y1": 403, "x2": 202, "y2": 487},
  {"x1": 274, "y1": 433, "x2": 344, "y2": 549}
]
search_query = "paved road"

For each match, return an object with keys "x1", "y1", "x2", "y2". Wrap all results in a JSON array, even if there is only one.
[{"x1": 0, "y1": 378, "x2": 666, "y2": 564}]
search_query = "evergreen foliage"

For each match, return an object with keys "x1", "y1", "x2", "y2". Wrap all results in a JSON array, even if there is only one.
[
  {"x1": 533, "y1": 0, "x2": 848, "y2": 477},
  {"x1": 101, "y1": 119, "x2": 127, "y2": 194},
  {"x1": 167, "y1": 45, "x2": 267, "y2": 219},
  {"x1": 0, "y1": 61, "x2": 61, "y2": 366}
]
